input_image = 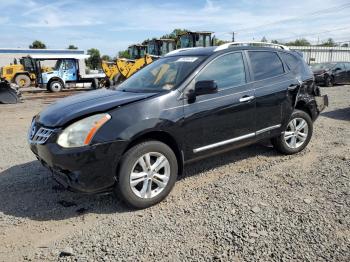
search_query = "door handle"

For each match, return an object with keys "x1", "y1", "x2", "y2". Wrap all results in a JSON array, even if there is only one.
[{"x1": 239, "y1": 95, "x2": 255, "y2": 103}]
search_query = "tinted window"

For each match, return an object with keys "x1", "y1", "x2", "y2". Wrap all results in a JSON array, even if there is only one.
[
  {"x1": 248, "y1": 51, "x2": 284, "y2": 81},
  {"x1": 280, "y1": 52, "x2": 312, "y2": 77},
  {"x1": 196, "y1": 52, "x2": 246, "y2": 89},
  {"x1": 336, "y1": 63, "x2": 345, "y2": 70},
  {"x1": 345, "y1": 63, "x2": 350, "y2": 70}
]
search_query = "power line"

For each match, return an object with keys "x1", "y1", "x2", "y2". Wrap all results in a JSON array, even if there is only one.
[
  {"x1": 233, "y1": 3, "x2": 350, "y2": 33},
  {"x1": 276, "y1": 26, "x2": 350, "y2": 41}
]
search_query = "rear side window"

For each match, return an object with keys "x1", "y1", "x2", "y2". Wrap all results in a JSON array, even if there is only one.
[
  {"x1": 248, "y1": 51, "x2": 284, "y2": 81},
  {"x1": 345, "y1": 63, "x2": 350, "y2": 70},
  {"x1": 196, "y1": 52, "x2": 246, "y2": 89},
  {"x1": 279, "y1": 52, "x2": 312, "y2": 77}
]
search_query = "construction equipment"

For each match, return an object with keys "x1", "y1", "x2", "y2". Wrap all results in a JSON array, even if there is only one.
[
  {"x1": 128, "y1": 44, "x2": 148, "y2": 59},
  {"x1": 102, "y1": 34, "x2": 212, "y2": 87},
  {"x1": 0, "y1": 80, "x2": 21, "y2": 104},
  {"x1": 102, "y1": 43, "x2": 159, "y2": 86},
  {"x1": 0, "y1": 57, "x2": 54, "y2": 88},
  {"x1": 178, "y1": 31, "x2": 214, "y2": 48},
  {"x1": 145, "y1": 39, "x2": 176, "y2": 56}
]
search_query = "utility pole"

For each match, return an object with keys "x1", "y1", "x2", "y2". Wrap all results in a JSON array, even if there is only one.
[{"x1": 232, "y1": 32, "x2": 235, "y2": 42}]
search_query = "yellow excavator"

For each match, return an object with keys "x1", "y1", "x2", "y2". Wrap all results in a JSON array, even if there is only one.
[
  {"x1": 0, "y1": 57, "x2": 52, "y2": 88},
  {"x1": 102, "y1": 32, "x2": 214, "y2": 87}
]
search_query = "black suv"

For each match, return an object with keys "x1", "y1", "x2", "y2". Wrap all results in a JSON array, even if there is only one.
[
  {"x1": 311, "y1": 62, "x2": 350, "y2": 87},
  {"x1": 28, "y1": 44, "x2": 328, "y2": 208}
]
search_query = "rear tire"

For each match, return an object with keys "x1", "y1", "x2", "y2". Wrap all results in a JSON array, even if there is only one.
[
  {"x1": 116, "y1": 141, "x2": 178, "y2": 209},
  {"x1": 48, "y1": 80, "x2": 63, "y2": 92},
  {"x1": 272, "y1": 110, "x2": 313, "y2": 155},
  {"x1": 14, "y1": 74, "x2": 31, "y2": 88}
]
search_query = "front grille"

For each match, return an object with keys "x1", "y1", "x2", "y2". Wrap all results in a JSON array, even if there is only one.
[{"x1": 28, "y1": 123, "x2": 54, "y2": 144}]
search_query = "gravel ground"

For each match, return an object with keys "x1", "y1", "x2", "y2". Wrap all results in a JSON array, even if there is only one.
[{"x1": 0, "y1": 86, "x2": 349, "y2": 261}]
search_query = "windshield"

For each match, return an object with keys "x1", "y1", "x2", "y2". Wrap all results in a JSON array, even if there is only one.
[
  {"x1": 117, "y1": 56, "x2": 206, "y2": 92},
  {"x1": 180, "y1": 35, "x2": 194, "y2": 48},
  {"x1": 311, "y1": 63, "x2": 336, "y2": 70},
  {"x1": 53, "y1": 60, "x2": 62, "y2": 71}
]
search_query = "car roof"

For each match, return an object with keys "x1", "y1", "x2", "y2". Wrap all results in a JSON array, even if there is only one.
[{"x1": 165, "y1": 46, "x2": 294, "y2": 57}]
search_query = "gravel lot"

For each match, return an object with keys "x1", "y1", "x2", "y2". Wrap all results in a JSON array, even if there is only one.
[{"x1": 0, "y1": 86, "x2": 349, "y2": 261}]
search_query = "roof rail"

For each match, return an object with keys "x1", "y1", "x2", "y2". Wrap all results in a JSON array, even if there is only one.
[
  {"x1": 214, "y1": 42, "x2": 290, "y2": 52},
  {"x1": 165, "y1": 47, "x2": 203, "y2": 56}
]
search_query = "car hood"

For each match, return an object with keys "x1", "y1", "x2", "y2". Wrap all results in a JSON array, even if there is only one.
[{"x1": 36, "y1": 89, "x2": 157, "y2": 127}]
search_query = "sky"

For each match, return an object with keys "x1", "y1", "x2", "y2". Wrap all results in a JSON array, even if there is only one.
[{"x1": 0, "y1": 0, "x2": 349, "y2": 56}]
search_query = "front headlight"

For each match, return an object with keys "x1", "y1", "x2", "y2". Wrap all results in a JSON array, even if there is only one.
[{"x1": 57, "y1": 113, "x2": 111, "y2": 148}]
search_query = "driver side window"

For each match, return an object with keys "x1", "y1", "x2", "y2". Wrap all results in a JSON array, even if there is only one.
[{"x1": 195, "y1": 52, "x2": 246, "y2": 89}]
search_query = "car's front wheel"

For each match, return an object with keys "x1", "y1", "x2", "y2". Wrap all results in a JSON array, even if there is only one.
[
  {"x1": 116, "y1": 141, "x2": 178, "y2": 209},
  {"x1": 272, "y1": 110, "x2": 313, "y2": 155}
]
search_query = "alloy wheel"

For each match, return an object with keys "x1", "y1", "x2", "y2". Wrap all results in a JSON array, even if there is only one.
[
  {"x1": 284, "y1": 118, "x2": 309, "y2": 149},
  {"x1": 129, "y1": 152, "x2": 170, "y2": 199}
]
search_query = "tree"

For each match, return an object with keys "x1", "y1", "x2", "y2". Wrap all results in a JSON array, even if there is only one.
[
  {"x1": 319, "y1": 38, "x2": 336, "y2": 47},
  {"x1": 213, "y1": 38, "x2": 227, "y2": 46},
  {"x1": 101, "y1": 55, "x2": 111, "y2": 61},
  {"x1": 285, "y1": 38, "x2": 311, "y2": 46},
  {"x1": 118, "y1": 50, "x2": 131, "y2": 59},
  {"x1": 29, "y1": 40, "x2": 46, "y2": 49},
  {"x1": 341, "y1": 43, "x2": 349, "y2": 47},
  {"x1": 161, "y1": 29, "x2": 189, "y2": 40},
  {"x1": 86, "y1": 48, "x2": 101, "y2": 70},
  {"x1": 271, "y1": 40, "x2": 280, "y2": 44},
  {"x1": 261, "y1": 36, "x2": 268, "y2": 42},
  {"x1": 67, "y1": 45, "x2": 78, "y2": 49}
]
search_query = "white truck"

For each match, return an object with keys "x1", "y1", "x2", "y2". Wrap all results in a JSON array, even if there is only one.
[{"x1": 26, "y1": 54, "x2": 105, "y2": 92}]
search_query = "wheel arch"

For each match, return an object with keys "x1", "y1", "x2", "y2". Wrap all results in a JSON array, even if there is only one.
[
  {"x1": 47, "y1": 77, "x2": 65, "y2": 87},
  {"x1": 295, "y1": 99, "x2": 317, "y2": 121},
  {"x1": 121, "y1": 130, "x2": 184, "y2": 176}
]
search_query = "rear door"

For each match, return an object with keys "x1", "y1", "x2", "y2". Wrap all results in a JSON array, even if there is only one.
[{"x1": 247, "y1": 50, "x2": 296, "y2": 136}]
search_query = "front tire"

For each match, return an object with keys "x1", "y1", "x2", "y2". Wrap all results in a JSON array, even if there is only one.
[
  {"x1": 14, "y1": 74, "x2": 31, "y2": 88},
  {"x1": 272, "y1": 110, "x2": 313, "y2": 155},
  {"x1": 116, "y1": 141, "x2": 178, "y2": 209},
  {"x1": 48, "y1": 80, "x2": 63, "y2": 92}
]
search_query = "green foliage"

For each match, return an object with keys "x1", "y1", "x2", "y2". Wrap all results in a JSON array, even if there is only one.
[
  {"x1": 161, "y1": 29, "x2": 189, "y2": 40},
  {"x1": 67, "y1": 45, "x2": 78, "y2": 49},
  {"x1": 271, "y1": 40, "x2": 279, "y2": 44},
  {"x1": 341, "y1": 43, "x2": 349, "y2": 47},
  {"x1": 101, "y1": 55, "x2": 111, "y2": 61},
  {"x1": 285, "y1": 38, "x2": 311, "y2": 46},
  {"x1": 261, "y1": 36, "x2": 268, "y2": 42},
  {"x1": 86, "y1": 48, "x2": 101, "y2": 69},
  {"x1": 29, "y1": 40, "x2": 46, "y2": 49},
  {"x1": 318, "y1": 38, "x2": 337, "y2": 47},
  {"x1": 213, "y1": 38, "x2": 227, "y2": 46},
  {"x1": 118, "y1": 50, "x2": 131, "y2": 59}
]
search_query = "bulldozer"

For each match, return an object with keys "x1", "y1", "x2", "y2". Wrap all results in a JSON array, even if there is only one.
[
  {"x1": 0, "y1": 57, "x2": 52, "y2": 88},
  {"x1": 0, "y1": 80, "x2": 21, "y2": 104}
]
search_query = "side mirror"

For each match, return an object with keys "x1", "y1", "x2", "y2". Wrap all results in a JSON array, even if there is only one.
[{"x1": 194, "y1": 80, "x2": 218, "y2": 96}]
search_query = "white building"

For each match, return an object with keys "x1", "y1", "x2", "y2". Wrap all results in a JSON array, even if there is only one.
[{"x1": 289, "y1": 46, "x2": 350, "y2": 64}]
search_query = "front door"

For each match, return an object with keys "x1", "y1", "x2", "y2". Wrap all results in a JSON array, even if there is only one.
[
  {"x1": 183, "y1": 52, "x2": 256, "y2": 158},
  {"x1": 61, "y1": 59, "x2": 77, "y2": 82}
]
